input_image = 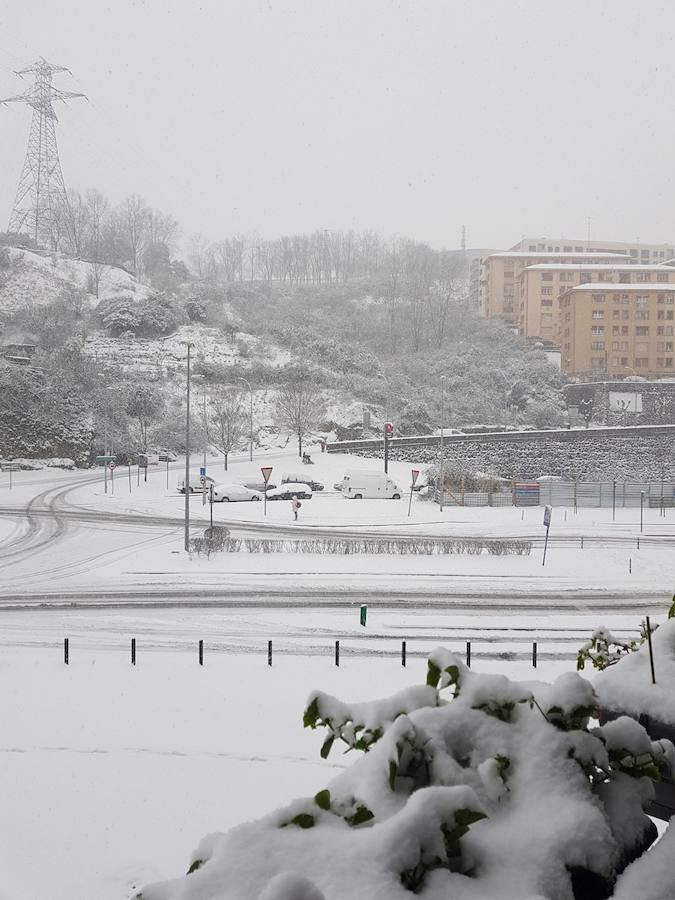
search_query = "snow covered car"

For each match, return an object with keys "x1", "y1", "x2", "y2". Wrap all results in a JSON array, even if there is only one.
[
  {"x1": 211, "y1": 484, "x2": 263, "y2": 502},
  {"x1": 281, "y1": 473, "x2": 324, "y2": 491},
  {"x1": 241, "y1": 478, "x2": 277, "y2": 491},
  {"x1": 265, "y1": 483, "x2": 313, "y2": 501},
  {"x1": 177, "y1": 476, "x2": 217, "y2": 494}
]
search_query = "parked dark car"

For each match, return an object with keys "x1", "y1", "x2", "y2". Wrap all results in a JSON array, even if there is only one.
[{"x1": 281, "y1": 473, "x2": 324, "y2": 491}]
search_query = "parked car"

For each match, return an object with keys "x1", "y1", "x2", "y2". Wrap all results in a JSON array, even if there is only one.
[
  {"x1": 265, "y1": 483, "x2": 313, "y2": 501},
  {"x1": 241, "y1": 478, "x2": 277, "y2": 492},
  {"x1": 341, "y1": 470, "x2": 402, "y2": 500},
  {"x1": 281, "y1": 473, "x2": 324, "y2": 491},
  {"x1": 212, "y1": 484, "x2": 263, "y2": 502},
  {"x1": 177, "y1": 476, "x2": 217, "y2": 494}
]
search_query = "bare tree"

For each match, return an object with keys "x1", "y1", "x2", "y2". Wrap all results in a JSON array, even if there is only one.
[
  {"x1": 208, "y1": 391, "x2": 245, "y2": 470},
  {"x1": 119, "y1": 194, "x2": 150, "y2": 278},
  {"x1": 275, "y1": 367, "x2": 326, "y2": 458}
]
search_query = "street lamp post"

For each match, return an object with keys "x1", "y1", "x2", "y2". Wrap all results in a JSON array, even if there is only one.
[
  {"x1": 184, "y1": 343, "x2": 192, "y2": 553},
  {"x1": 377, "y1": 373, "x2": 390, "y2": 474},
  {"x1": 439, "y1": 375, "x2": 446, "y2": 512},
  {"x1": 238, "y1": 377, "x2": 253, "y2": 462}
]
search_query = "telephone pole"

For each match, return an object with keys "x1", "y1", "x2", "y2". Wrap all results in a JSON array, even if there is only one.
[{"x1": 1, "y1": 58, "x2": 85, "y2": 248}]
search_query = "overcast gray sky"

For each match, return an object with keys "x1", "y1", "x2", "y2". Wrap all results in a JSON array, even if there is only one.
[{"x1": 0, "y1": 0, "x2": 673, "y2": 251}]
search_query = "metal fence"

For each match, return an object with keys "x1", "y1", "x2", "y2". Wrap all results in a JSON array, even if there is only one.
[{"x1": 435, "y1": 480, "x2": 675, "y2": 509}]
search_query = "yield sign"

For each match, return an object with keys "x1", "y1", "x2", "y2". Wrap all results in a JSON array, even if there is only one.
[
  {"x1": 411, "y1": 469, "x2": 420, "y2": 487},
  {"x1": 261, "y1": 466, "x2": 273, "y2": 484}
]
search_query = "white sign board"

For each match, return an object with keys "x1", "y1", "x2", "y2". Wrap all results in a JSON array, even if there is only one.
[{"x1": 609, "y1": 391, "x2": 643, "y2": 413}]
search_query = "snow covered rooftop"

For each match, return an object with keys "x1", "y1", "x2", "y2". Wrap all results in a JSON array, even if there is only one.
[
  {"x1": 563, "y1": 282, "x2": 675, "y2": 293},
  {"x1": 489, "y1": 251, "x2": 632, "y2": 260},
  {"x1": 524, "y1": 263, "x2": 674, "y2": 271}
]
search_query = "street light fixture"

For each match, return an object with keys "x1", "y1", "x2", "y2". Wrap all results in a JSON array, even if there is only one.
[
  {"x1": 439, "y1": 375, "x2": 446, "y2": 512},
  {"x1": 184, "y1": 343, "x2": 192, "y2": 553},
  {"x1": 237, "y1": 376, "x2": 253, "y2": 462}
]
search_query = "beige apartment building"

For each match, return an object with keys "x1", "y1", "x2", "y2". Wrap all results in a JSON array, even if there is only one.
[
  {"x1": 510, "y1": 236, "x2": 675, "y2": 264},
  {"x1": 560, "y1": 284, "x2": 675, "y2": 376},
  {"x1": 519, "y1": 263, "x2": 675, "y2": 343},
  {"x1": 479, "y1": 251, "x2": 630, "y2": 327}
]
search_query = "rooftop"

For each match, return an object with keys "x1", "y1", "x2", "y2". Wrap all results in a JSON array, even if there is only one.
[
  {"x1": 524, "y1": 263, "x2": 674, "y2": 271},
  {"x1": 565, "y1": 282, "x2": 675, "y2": 291},
  {"x1": 489, "y1": 251, "x2": 632, "y2": 260}
]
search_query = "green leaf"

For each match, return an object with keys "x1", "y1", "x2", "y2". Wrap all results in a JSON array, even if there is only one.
[
  {"x1": 344, "y1": 804, "x2": 374, "y2": 827},
  {"x1": 287, "y1": 813, "x2": 315, "y2": 829},
  {"x1": 314, "y1": 789, "x2": 331, "y2": 810},
  {"x1": 187, "y1": 859, "x2": 204, "y2": 874},
  {"x1": 320, "y1": 734, "x2": 335, "y2": 759},
  {"x1": 426, "y1": 660, "x2": 441, "y2": 687},
  {"x1": 303, "y1": 697, "x2": 319, "y2": 729},
  {"x1": 454, "y1": 808, "x2": 487, "y2": 828}
]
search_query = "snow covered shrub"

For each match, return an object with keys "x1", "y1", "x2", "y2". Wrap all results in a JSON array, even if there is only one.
[
  {"x1": 577, "y1": 625, "x2": 652, "y2": 672},
  {"x1": 136, "y1": 649, "x2": 672, "y2": 900}
]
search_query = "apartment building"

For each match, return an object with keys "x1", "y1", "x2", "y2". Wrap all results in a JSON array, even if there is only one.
[
  {"x1": 519, "y1": 263, "x2": 675, "y2": 343},
  {"x1": 510, "y1": 236, "x2": 675, "y2": 265},
  {"x1": 560, "y1": 284, "x2": 675, "y2": 376},
  {"x1": 479, "y1": 251, "x2": 630, "y2": 328}
]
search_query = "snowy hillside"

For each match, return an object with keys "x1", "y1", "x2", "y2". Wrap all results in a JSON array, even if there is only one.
[{"x1": 0, "y1": 247, "x2": 154, "y2": 311}]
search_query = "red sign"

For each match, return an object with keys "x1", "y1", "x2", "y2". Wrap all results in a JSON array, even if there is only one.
[
  {"x1": 261, "y1": 466, "x2": 273, "y2": 484},
  {"x1": 384, "y1": 422, "x2": 393, "y2": 436},
  {"x1": 411, "y1": 468, "x2": 420, "y2": 487},
  {"x1": 108, "y1": 462, "x2": 116, "y2": 470}
]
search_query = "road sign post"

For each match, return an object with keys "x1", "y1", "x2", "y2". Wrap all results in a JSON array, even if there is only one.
[
  {"x1": 408, "y1": 468, "x2": 420, "y2": 517},
  {"x1": 261, "y1": 466, "x2": 273, "y2": 517},
  {"x1": 109, "y1": 461, "x2": 116, "y2": 494},
  {"x1": 542, "y1": 505, "x2": 552, "y2": 566},
  {"x1": 209, "y1": 483, "x2": 214, "y2": 529},
  {"x1": 383, "y1": 422, "x2": 393, "y2": 474},
  {"x1": 200, "y1": 467, "x2": 207, "y2": 506}
]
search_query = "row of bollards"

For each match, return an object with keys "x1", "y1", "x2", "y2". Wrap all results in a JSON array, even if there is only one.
[{"x1": 62, "y1": 638, "x2": 541, "y2": 668}]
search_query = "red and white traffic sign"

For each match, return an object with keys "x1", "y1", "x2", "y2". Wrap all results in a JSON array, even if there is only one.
[
  {"x1": 411, "y1": 468, "x2": 420, "y2": 487},
  {"x1": 108, "y1": 462, "x2": 116, "y2": 470},
  {"x1": 200, "y1": 475, "x2": 206, "y2": 484},
  {"x1": 261, "y1": 466, "x2": 273, "y2": 484}
]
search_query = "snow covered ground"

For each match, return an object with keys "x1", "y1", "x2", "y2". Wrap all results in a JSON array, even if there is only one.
[
  {"x1": 0, "y1": 451, "x2": 672, "y2": 898},
  {"x1": 0, "y1": 647, "x2": 577, "y2": 900}
]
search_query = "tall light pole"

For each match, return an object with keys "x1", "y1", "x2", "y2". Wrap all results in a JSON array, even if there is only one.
[
  {"x1": 184, "y1": 343, "x2": 192, "y2": 553},
  {"x1": 377, "y1": 373, "x2": 390, "y2": 473},
  {"x1": 439, "y1": 375, "x2": 446, "y2": 512},
  {"x1": 237, "y1": 376, "x2": 253, "y2": 462}
]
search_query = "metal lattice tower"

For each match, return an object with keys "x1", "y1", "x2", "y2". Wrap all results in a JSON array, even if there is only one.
[{"x1": 1, "y1": 58, "x2": 85, "y2": 247}]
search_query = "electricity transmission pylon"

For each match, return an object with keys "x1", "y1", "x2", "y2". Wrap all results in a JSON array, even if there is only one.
[{"x1": 1, "y1": 57, "x2": 85, "y2": 247}]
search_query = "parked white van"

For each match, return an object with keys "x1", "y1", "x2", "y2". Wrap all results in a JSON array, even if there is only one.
[{"x1": 340, "y1": 470, "x2": 403, "y2": 500}]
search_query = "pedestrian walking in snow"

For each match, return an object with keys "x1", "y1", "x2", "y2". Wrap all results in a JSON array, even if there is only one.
[{"x1": 292, "y1": 495, "x2": 301, "y2": 520}]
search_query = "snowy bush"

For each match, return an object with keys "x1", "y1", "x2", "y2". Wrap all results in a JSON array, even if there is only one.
[
  {"x1": 136, "y1": 650, "x2": 671, "y2": 900},
  {"x1": 212, "y1": 537, "x2": 532, "y2": 556}
]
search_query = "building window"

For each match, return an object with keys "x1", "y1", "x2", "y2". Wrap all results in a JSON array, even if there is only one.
[
  {"x1": 541, "y1": 298, "x2": 553, "y2": 307},
  {"x1": 658, "y1": 310, "x2": 674, "y2": 320},
  {"x1": 591, "y1": 310, "x2": 605, "y2": 319},
  {"x1": 542, "y1": 273, "x2": 553, "y2": 281},
  {"x1": 621, "y1": 327, "x2": 629, "y2": 335},
  {"x1": 635, "y1": 358, "x2": 649, "y2": 368},
  {"x1": 636, "y1": 326, "x2": 649, "y2": 336},
  {"x1": 592, "y1": 294, "x2": 605, "y2": 303},
  {"x1": 612, "y1": 357, "x2": 621, "y2": 366},
  {"x1": 621, "y1": 356, "x2": 629, "y2": 366},
  {"x1": 612, "y1": 341, "x2": 620, "y2": 350},
  {"x1": 622, "y1": 310, "x2": 630, "y2": 320},
  {"x1": 591, "y1": 358, "x2": 605, "y2": 371},
  {"x1": 591, "y1": 342, "x2": 605, "y2": 350},
  {"x1": 591, "y1": 326, "x2": 605, "y2": 335},
  {"x1": 635, "y1": 310, "x2": 650, "y2": 320},
  {"x1": 657, "y1": 273, "x2": 669, "y2": 282},
  {"x1": 541, "y1": 287, "x2": 553, "y2": 295},
  {"x1": 619, "y1": 273, "x2": 630, "y2": 283},
  {"x1": 621, "y1": 341, "x2": 629, "y2": 351},
  {"x1": 580, "y1": 273, "x2": 591, "y2": 283},
  {"x1": 635, "y1": 295, "x2": 649, "y2": 307},
  {"x1": 636, "y1": 272, "x2": 651, "y2": 282},
  {"x1": 612, "y1": 326, "x2": 620, "y2": 335},
  {"x1": 613, "y1": 310, "x2": 621, "y2": 319},
  {"x1": 564, "y1": 246, "x2": 572, "y2": 252}
]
